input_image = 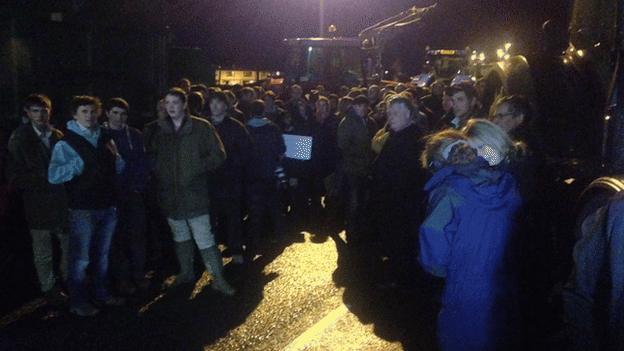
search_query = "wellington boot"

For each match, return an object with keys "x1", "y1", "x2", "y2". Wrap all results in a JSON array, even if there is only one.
[
  {"x1": 199, "y1": 247, "x2": 236, "y2": 296},
  {"x1": 170, "y1": 240, "x2": 195, "y2": 287}
]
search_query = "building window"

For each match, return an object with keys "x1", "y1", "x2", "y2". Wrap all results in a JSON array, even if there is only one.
[
  {"x1": 224, "y1": 71, "x2": 233, "y2": 77},
  {"x1": 244, "y1": 71, "x2": 253, "y2": 77}
]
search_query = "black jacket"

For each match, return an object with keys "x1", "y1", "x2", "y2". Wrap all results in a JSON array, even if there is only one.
[
  {"x1": 210, "y1": 116, "x2": 252, "y2": 199},
  {"x1": 421, "y1": 94, "x2": 443, "y2": 118},
  {"x1": 283, "y1": 103, "x2": 317, "y2": 180},
  {"x1": 371, "y1": 123, "x2": 428, "y2": 216},
  {"x1": 63, "y1": 129, "x2": 117, "y2": 209},
  {"x1": 313, "y1": 115, "x2": 340, "y2": 179},
  {"x1": 246, "y1": 117, "x2": 286, "y2": 182},
  {"x1": 434, "y1": 110, "x2": 483, "y2": 131},
  {"x1": 7, "y1": 123, "x2": 68, "y2": 229}
]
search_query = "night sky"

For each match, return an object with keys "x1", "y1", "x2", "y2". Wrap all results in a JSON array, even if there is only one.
[
  {"x1": 1, "y1": 0, "x2": 572, "y2": 81},
  {"x1": 169, "y1": 0, "x2": 570, "y2": 71},
  {"x1": 5, "y1": 0, "x2": 572, "y2": 72}
]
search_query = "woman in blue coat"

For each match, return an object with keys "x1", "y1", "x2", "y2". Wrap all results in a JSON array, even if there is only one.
[{"x1": 418, "y1": 123, "x2": 522, "y2": 351}]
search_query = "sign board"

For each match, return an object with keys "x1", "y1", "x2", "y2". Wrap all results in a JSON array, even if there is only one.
[
  {"x1": 439, "y1": 49, "x2": 457, "y2": 55},
  {"x1": 283, "y1": 134, "x2": 313, "y2": 160}
]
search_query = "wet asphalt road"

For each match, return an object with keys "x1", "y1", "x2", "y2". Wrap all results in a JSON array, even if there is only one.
[{"x1": 0, "y1": 229, "x2": 439, "y2": 351}]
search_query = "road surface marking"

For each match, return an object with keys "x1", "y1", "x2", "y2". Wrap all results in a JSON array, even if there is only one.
[
  {"x1": 0, "y1": 298, "x2": 46, "y2": 327},
  {"x1": 282, "y1": 304, "x2": 349, "y2": 351}
]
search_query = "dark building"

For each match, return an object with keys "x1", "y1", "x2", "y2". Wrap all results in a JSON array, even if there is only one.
[{"x1": 0, "y1": 1, "x2": 214, "y2": 129}]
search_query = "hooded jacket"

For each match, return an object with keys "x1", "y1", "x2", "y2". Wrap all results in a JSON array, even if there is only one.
[
  {"x1": 143, "y1": 115, "x2": 226, "y2": 219},
  {"x1": 103, "y1": 124, "x2": 149, "y2": 199},
  {"x1": 246, "y1": 116, "x2": 285, "y2": 182},
  {"x1": 419, "y1": 159, "x2": 522, "y2": 351}
]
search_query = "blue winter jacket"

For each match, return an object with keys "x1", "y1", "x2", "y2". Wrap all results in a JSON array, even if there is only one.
[
  {"x1": 419, "y1": 158, "x2": 522, "y2": 351},
  {"x1": 563, "y1": 193, "x2": 624, "y2": 351}
]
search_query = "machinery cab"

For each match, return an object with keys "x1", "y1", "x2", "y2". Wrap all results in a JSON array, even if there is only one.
[
  {"x1": 563, "y1": 0, "x2": 624, "y2": 243},
  {"x1": 283, "y1": 37, "x2": 363, "y2": 90},
  {"x1": 424, "y1": 48, "x2": 470, "y2": 81},
  {"x1": 541, "y1": 0, "x2": 624, "y2": 223},
  {"x1": 501, "y1": 0, "x2": 624, "y2": 273}
]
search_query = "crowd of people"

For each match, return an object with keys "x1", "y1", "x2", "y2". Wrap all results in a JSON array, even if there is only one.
[{"x1": 0, "y1": 73, "x2": 612, "y2": 350}]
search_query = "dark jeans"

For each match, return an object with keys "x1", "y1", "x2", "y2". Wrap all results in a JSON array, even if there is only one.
[
  {"x1": 310, "y1": 175, "x2": 327, "y2": 221},
  {"x1": 210, "y1": 197, "x2": 244, "y2": 255},
  {"x1": 322, "y1": 172, "x2": 346, "y2": 235},
  {"x1": 344, "y1": 174, "x2": 369, "y2": 244},
  {"x1": 68, "y1": 207, "x2": 117, "y2": 306},
  {"x1": 144, "y1": 185, "x2": 174, "y2": 272},
  {"x1": 110, "y1": 193, "x2": 146, "y2": 283},
  {"x1": 247, "y1": 180, "x2": 284, "y2": 253},
  {"x1": 291, "y1": 176, "x2": 313, "y2": 226},
  {"x1": 373, "y1": 207, "x2": 417, "y2": 284}
]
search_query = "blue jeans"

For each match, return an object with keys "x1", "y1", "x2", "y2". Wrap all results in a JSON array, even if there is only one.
[
  {"x1": 110, "y1": 193, "x2": 147, "y2": 282},
  {"x1": 68, "y1": 207, "x2": 117, "y2": 306}
]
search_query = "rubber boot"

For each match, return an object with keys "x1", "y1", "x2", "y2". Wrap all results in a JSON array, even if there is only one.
[
  {"x1": 172, "y1": 240, "x2": 195, "y2": 287},
  {"x1": 199, "y1": 246, "x2": 236, "y2": 296}
]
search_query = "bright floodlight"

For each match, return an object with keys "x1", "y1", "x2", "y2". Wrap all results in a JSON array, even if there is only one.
[
  {"x1": 496, "y1": 49, "x2": 505, "y2": 59},
  {"x1": 504, "y1": 42, "x2": 512, "y2": 51}
]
